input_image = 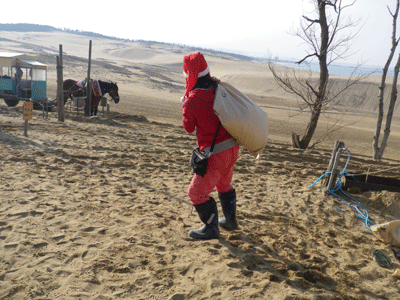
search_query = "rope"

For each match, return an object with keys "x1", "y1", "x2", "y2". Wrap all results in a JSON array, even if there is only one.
[{"x1": 309, "y1": 146, "x2": 374, "y2": 230}]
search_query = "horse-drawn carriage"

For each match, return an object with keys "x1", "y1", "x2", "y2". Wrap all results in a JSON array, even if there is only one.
[
  {"x1": 0, "y1": 52, "x2": 52, "y2": 108},
  {"x1": 0, "y1": 52, "x2": 120, "y2": 115}
]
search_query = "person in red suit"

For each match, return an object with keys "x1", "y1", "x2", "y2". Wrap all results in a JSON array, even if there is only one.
[{"x1": 181, "y1": 52, "x2": 240, "y2": 240}]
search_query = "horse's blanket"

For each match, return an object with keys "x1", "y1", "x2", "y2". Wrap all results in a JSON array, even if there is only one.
[{"x1": 92, "y1": 80, "x2": 102, "y2": 97}]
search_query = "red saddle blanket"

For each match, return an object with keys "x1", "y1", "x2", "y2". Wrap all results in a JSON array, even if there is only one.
[{"x1": 92, "y1": 80, "x2": 102, "y2": 97}]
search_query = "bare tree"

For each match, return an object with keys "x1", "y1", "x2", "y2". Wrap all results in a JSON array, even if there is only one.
[
  {"x1": 269, "y1": 0, "x2": 360, "y2": 149},
  {"x1": 373, "y1": 1, "x2": 400, "y2": 160}
]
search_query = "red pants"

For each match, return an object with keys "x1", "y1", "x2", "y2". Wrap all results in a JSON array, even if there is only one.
[{"x1": 188, "y1": 145, "x2": 239, "y2": 205}]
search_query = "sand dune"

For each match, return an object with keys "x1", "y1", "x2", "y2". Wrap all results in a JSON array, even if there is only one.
[{"x1": 1, "y1": 32, "x2": 400, "y2": 299}]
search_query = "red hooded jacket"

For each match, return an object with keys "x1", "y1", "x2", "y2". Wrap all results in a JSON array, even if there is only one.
[{"x1": 182, "y1": 87, "x2": 232, "y2": 151}]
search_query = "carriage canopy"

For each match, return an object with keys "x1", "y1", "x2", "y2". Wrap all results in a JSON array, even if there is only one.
[
  {"x1": 0, "y1": 52, "x2": 47, "y2": 101},
  {"x1": 0, "y1": 52, "x2": 46, "y2": 68}
]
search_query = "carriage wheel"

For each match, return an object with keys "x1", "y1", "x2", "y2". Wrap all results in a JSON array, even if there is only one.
[{"x1": 4, "y1": 98, "x2": 20, "y2": 107}]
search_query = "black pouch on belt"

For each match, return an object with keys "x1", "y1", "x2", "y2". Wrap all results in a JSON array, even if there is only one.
[
  {"x1": 190, "y1": 147, "x2": 209, "y2": 177},
  {"x1": 189, "y1": 122, "x2": 221, "y2": 177}
]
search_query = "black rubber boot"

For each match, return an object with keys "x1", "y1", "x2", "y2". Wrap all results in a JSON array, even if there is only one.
[
  {"x1": 218, "y1": 189, "x2": 238, "y2": 230},
  {"x1": 189, "y1": 197, "x2": 220, "y2": 240}
]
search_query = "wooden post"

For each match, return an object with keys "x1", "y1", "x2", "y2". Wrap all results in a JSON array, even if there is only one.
[
  {"x1": 43, "y1": 97, "x2": 49, "y2": 119},
  {"x1": 56, "y1": 56, "x2": 60, "y2": 116},
  {"x1": 23, "y1": 101, "x2": 33, "y2": 137},
  {"x1": 327, "y1": 149, "x2": 343, "y2": 190},
  {"x1": 24, "y1": 120, "x2": 28, "y2": 136},
  {"x1": 56, "y1": 44, "x2": 65, "y2": 122},
  {"x1": 85, "y1": 40, "x2": 92, "y2": 117},
  {"x1": 324, "y1": 141, "x2": 345, "y2": 189},
  {"x1": 292, "y1": 132, "x2": 301, "y2": 148}
]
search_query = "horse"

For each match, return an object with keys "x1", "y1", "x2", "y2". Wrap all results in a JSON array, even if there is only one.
[
  {"x1": 63, "y1": 79, "x2": 85, "y2": 103},
  {"x1": 62, "y1": 79, "x2": 120, "y2": 116}
]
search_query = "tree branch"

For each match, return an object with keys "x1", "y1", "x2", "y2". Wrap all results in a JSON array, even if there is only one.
[
  {"x1": 296, "y1": 53, "x2": 318, "y2": 64},
  {"x1": 302, "y1": 15, "x2": 321, "y2": 32}
]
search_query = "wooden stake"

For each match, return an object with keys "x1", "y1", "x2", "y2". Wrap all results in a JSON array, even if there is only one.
[
  {"x1": 24, "y1": 120, "x2": 28, "y2": 137},
  {"x1": 292, "y1": 132, "x2": 301, "y2": 148},
  {"x1": 323, "y1": 141, "x2": 345, "y2": 186},
  {"x1": 57, "y1": 45, "x2": 65, "y2": 122},
  {"x1": 327, "y1": 148, "x2": 344, "y2": 190},
  {"x1": 365, "y1": 167, "x2": 370, "y2": 183},
  {"x1": 23, "y1": 101, "x2": 33, "y2": 137},
  {"x1": 85, "y1": 40, "x2": 92, "y2": 117}
]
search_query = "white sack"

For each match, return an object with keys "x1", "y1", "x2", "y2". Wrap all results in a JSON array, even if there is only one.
[
  {"x1": 213, "y1": 82, "x2": 268, "y2": 156},
  {"x1": 371, "y1": 220, "x2": 400, "y2": 247}
]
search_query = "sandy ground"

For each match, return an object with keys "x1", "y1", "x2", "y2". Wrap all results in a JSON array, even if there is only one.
[{"x1": 1, "y1": 32, "x2": 400, "y2": 299}]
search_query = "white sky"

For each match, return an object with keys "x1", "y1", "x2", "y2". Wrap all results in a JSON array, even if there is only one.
[{"x1": 0, "y1": 0, "x2": 397, "y2": 66}]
